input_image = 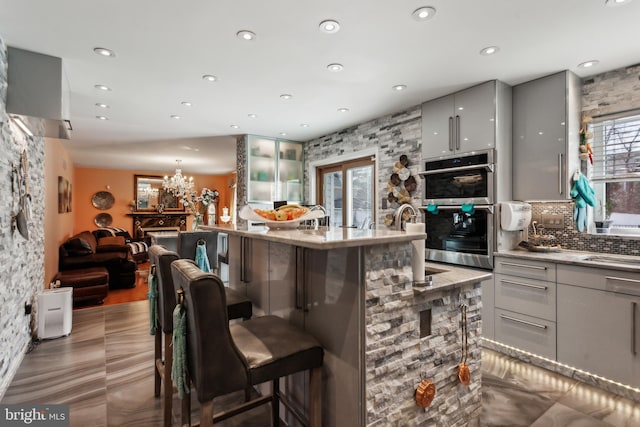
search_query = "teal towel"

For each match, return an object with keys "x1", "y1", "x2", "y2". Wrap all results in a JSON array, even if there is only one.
[
  {"x1": 195, "y1": 243, "x2": 211, "y2": 272},
  {"x1": 570, "y1": 173, "x2": 597, "y2": 232},
  {"x1": 147, "y1": 273, "x2": 158, "y2": 335},
  {"x1": 172, "y1": 303, "x2": 190, "y2": 399}
]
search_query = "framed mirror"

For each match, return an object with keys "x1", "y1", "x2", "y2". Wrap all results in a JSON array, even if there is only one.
[{"x1": 134, "y1": 175, "x2": 184, "y2": 212}]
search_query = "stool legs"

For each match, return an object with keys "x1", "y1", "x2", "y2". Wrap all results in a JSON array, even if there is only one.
[
  {"x1": 154, "y1": 331, "x2": 161, "y2": 397},
  {"x1": 271, "y1": 379, "x2": 280, "y2": 427},
  {"x1": 154, "y1": 332, "x2": 173, "y2": 427},
  {"x1": 309, "y1": 367, "x2": 322, "y2": 427}
]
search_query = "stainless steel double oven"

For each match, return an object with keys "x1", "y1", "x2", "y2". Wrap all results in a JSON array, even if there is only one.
[{"x1": 420, "y1": 150, "x2": 495, "y2": 269}]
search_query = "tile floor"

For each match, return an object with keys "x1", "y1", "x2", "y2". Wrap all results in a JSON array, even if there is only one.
[{"x1": 2, "y1": 300, "x2": 639, "y2": 426}]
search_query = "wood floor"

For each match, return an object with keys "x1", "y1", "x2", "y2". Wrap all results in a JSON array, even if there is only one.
[
  {"x1": 74, "y1": 262, "x2": 151, "y2": 310},
  {"x1": 3, "y1": 300, "x2": 639, "y2": 426}
]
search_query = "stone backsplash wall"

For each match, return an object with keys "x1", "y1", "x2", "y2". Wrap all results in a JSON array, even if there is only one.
[
  {"x1": 304, "y1": 106, "x2": 422, "y2": 228},
  {"x1": 364, "y1": 241, "x2": 481, "y2": 426},
  {"x1": 0, "y1": 38, "x2": 46, "y2": 399},
  {"x1": 528, "y1": 201, "x2": 640, "y2": 255}
]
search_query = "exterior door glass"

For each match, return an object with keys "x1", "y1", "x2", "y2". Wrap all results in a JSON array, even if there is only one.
[{"x1": 323, "y1": 171, "x2": 343, "y2": 228}]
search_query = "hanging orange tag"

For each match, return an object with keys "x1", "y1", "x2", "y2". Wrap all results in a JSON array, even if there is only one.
[{"x1": 415, "y1": 379, "x2": 436, "y2": 408}]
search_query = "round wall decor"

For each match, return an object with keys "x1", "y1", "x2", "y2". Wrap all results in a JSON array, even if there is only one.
[
  {"x1": 92, "y1": 191, "x2": 115, "y2": 210},
  {"x1": 94, "y1": 213, "x2": 113, "y2": 227}
]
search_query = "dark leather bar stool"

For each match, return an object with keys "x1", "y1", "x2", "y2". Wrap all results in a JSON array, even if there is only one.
[
  {"x1": 148, "y1": 245, "x2": 180, "y2": 427},
  {"x1": 171, "y1": 259, "x2": 323, "y2": 427},
  {"x1": 177, "y1": 231, "x2": 252, "y2": 320}
]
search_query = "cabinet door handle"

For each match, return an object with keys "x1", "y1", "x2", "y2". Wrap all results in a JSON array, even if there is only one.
[
  {"x1": 240, "y1": 237, "x2": 245, "y2": 282},
  {"x1": 448, "y1": 116, "x2": 454, "y2": 151},
  {"x1": 633, "y1": 302, "x2": 637, "y2": 356},
  {"x1": 500, "y1": 279, "x2": 548, "y2": 291},
  {"x1": 606, "y1": 276, "x2": 640, "y2": 285},
  {"x1": 500, "y1": 314, "x2": 547, "y2": 330},
  {"x1": 455, "y1": 115, "x2": 461, "y2": 150},
  {"x1": 241, "y1": 237, "x2": 252, "y2": 283},
  {"x1": 295, "y1": 247, "x2": 305, "y2": 310},
  {"x1": 499, "y1": 261, "x2": 547, "y2": 271},
  {"x1": 558, "y1": 153, "x2": 563, "y2": 195}
]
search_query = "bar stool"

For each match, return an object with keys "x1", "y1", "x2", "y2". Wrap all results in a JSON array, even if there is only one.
[
  {"x1": 177, "y1": 231, "x2": 252, "y2": 320},
  {"x1": 150, "y1": 245, "x2": 255, "y2": 426},
  {"x1": 171, "y1": 259, "x2": 323, "y2": 427}
]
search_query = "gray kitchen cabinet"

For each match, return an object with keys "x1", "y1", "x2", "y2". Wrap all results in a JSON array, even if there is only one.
[
  {"x1": 422, "y1": 80, "x2": 505, "y2": 158},
  {"x1": 481, "y1": 277, "x2": 495, "y2": 339},
  {"x1": 493, "y1": 255, "x2": 557, "y2": 359},
  {"x1": 512, "y1": 70, "x2": 581, "y2": 200},
  {"x1": 557, "y1": 264, "x2": 640, "y2": 388},
  {"x1": 229, "y1": 236, "x2": 362, "y2": 427},
  {"x1": 228, "y1": 234, "x2": 279, "y2": 316}
]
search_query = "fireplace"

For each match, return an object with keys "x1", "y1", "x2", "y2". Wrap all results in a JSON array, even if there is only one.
[{"x1": 127, "y1": 212, "x2": 189, "y2": 238}]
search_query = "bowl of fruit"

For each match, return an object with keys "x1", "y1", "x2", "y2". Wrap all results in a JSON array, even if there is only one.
[{"x1": 239, "y1": 204, "x2": 324, "y2": 229}]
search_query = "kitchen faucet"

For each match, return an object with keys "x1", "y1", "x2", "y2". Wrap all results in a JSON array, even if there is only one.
[
  {"x1": 309, "y1": 205, "x2": 329, "y2": 229},
  {"x1": 394, "y1": 204, "x2": 418, "y2": 231}
]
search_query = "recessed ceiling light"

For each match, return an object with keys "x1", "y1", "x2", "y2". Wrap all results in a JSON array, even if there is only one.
[
  {"x1": 338, "y1": 108, "x2": 349, "y2": 113},
  {"x1": 578, "y1": 60, "x2": 600, "y2": 69},
  {"x1": 181, "y1": 101, "x2": 192, "y2": 107},
  {"x1": 96, "y1": 116, "x2": 108, "y2": 120},
  {"x1": 248, "y1": 113, "x2": 257, "y2": 118},
  {"x1": 94, "y1": 84, "x2": 112, "y2": 91},
  {"x1": 280, "y1": 94, "x2": 293, "y2": 100},
  {"x1": 479, "y1": 46, "x2": 500, "y2": 56},
  {"x1": 327, "y1": 63, "x2": 344, "y2": 72},
  {"x1": 412, "y1": 6, "x2": 436, "y2": 21},
  {"x1": 237, "y1": 30, "x2": 256, "y2": 41},
  {"x1": 93, "y1": 47, "x2": 115, "y2": 58},
  {"x1": 171, "y1": 115, "x2": 181, "y2": 120},
  {"x1": 95, "y1": 103, "x2": 109, "y2": 108},
  {"x1": 202, "y1": 74, "x2": 218, "y2": 82},
  {"x1": 606, "y1": 0, "x2": 632, "y2": 6},
  {"x1": 392, "y1": 84, "x2": 407, "y2": 91},
  {"x1": 230, "y1": 124, "x2": 239, "y2": 129},
  {"x1": 279, "y1": 132, "x2": 287, "y2": 136},
  {"x1": 300, "y1": 123, "x2": 310, "y2": 128},
  {"x1": 319, "y1": 19, "x2": 340, "y2": 34}
]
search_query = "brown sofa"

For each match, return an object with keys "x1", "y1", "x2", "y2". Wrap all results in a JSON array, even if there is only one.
[{"x1": 58, "y1": 231, "x2": 137, "y2": 289}]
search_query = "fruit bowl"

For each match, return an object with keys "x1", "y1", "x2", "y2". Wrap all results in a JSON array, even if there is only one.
[{"x1": 239, "y1": 205, "x2": 324, "y2": 229}]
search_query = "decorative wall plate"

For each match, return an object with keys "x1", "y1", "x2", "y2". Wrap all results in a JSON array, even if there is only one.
[
  {"x1": 94, "y1": 213, "x2": 113, "y2": 227},
  {"x1": 92, "y1": 191, "x2": 115, "y2": 210}
]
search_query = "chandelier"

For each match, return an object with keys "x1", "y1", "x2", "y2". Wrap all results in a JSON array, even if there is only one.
[{"x1": 163, "y1": 160, "x2": 194, "y2": 196}]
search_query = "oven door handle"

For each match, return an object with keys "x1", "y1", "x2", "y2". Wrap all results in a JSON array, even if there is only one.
[
  {"x1": 419, "y1": 205, "x2": 494, "y2": 214},
  {"x1": 419, "y1": 163, "x2": 494, "y2": 175}
]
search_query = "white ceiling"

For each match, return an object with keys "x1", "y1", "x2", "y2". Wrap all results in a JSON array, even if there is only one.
[{"x1": 1, "y1": 0, "x2": 640, "y2": 175}]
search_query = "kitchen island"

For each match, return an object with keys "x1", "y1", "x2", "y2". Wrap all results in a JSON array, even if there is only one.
[{"x1": 201, "y1": 224, "x2": 491, "y2": 426}]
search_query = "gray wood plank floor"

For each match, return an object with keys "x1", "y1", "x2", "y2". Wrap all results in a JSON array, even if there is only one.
[{"x1": 2, "y1": 300, "x2": 639, "y2": 426}]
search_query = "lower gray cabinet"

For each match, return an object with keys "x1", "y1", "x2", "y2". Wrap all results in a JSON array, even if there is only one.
[
  {"x1": 481, "y1": 277, "x2": 495, "y2": 339},
  {"x1": 494, "y1": 308, "x2": 556, "y2": 360},
  {"x1": 557, "y1": 266, "x2": 640, "y2": 389}
]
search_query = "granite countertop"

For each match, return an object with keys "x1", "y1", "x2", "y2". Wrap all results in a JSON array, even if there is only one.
[
  {"x1": 495, "y1": 248, "x2": 640, "y2": 273},
  {"x1": 200, "y1": 224, "x2": 426, "y2": 250},
  {"x1": 416, "y1": 262, "x2": 493, "y2": 294}
]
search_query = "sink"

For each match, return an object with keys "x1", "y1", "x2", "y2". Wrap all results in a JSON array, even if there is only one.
[{"x1": 582, "y1": 255, "x2": 639, "y2": 266}]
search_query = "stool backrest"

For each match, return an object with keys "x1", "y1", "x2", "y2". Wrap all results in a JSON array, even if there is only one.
[
  {"x1": 177, "y1": 231, "x2": 218, "y2": 270},
  {"x1": 171, "y1": 259, "x2": 248, "y2": 402},
  {"x1": 148, "y1": 245, "x2": 179, "y2": 333}
]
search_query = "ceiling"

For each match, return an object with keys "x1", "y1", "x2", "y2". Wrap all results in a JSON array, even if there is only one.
[{"x1": 1, "y1": 0, "x2": 640, "y2": 175}]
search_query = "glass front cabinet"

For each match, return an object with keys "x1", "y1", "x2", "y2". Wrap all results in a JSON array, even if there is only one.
[{"x1": 247, "y1": 135, "x2": 304, "y2": 206}]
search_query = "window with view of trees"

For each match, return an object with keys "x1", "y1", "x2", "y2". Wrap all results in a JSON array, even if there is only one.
[{"x1": 589, "y1": 111, "x2": 640, "y2": 235}]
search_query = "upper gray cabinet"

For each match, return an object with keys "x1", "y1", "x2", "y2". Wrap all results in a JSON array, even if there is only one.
[
  {"x1": 512, "y1": 71, "x2": 581, "y2": 200},
  {"x1": 422, "y1": 81, "x2": 499, "y2": 158}
]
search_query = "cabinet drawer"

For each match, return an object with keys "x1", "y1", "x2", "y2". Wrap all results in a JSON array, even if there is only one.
[
  {"x1": 557, "y1": 264, "x2": 640, "y2": 296},
  {"x1": 495, "y1": 274, "x2": 556, "y2": 321},
  {"x1": 494, "y1": 308, "x2": 556, "y2": 360},
  {"x1": 494, "y1": 257, "x2": 556, "y2": 282}
]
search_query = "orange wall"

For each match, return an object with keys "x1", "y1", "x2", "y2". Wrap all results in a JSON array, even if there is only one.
[
  {"x1": 73, "y1": 168, "x2": 235, "y2": 236},
  {"x1": 44, "y1": 139, "x2": 75, "y2": 286}
]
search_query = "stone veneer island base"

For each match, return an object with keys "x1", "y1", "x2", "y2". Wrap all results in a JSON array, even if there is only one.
[{"x1": 201, "y1": 224, "x2": 491, "y2": 426}]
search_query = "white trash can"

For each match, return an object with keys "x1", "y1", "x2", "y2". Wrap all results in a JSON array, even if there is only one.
[{"x1": 37, "y1": 287, "x2": 73, "y2": 339}]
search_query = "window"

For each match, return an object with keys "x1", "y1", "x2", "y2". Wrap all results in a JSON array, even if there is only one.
[
  {"x1": 589, "y1": 111, "x2": 640, "y2": 235},
  {"x1": 317, "y1": 157, "x2": 375, "y2": 229}
]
